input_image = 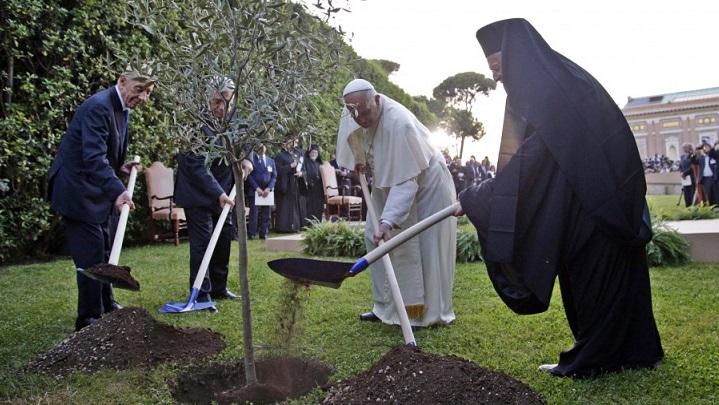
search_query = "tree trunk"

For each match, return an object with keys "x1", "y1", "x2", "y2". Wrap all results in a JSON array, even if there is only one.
[
  {"x1": 459, "y1": 135, "x2": 466, "y2": 160},
  {"x1": 231, "y1": 160, "x2": 257, "y2": 386}
]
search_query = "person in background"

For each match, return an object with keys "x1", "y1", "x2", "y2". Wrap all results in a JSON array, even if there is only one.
[
  {"x1": 274, "y1": 133, "x2": 306, "y2": 233},
  {"x1": 330, "y1": 150, "x2": 353, "y2": 190},
  {"x1": 697, "y1": 140, "x2": 719, "y2": 205},
  {"x1": 175, "y1": 76, "x2": 250, "y2": 311},
  {"x1": 302, "y1": 144, "x2": 325, "y2": 223},
  {"x1": 48, "y1": 64, "x2": 154, "y2": 331},
  {"x1": 336, "y1": 78, "x2": 457, "y2": 328},
  {"x1": 246, "y1": 143, "x2": 276, "y2": 239},
  {"x1": 679, "y1": 142, "x2": 696, "y2": 207},
  {"x1": 457, "y1": 18, "x2": 663, "y2": 378}
]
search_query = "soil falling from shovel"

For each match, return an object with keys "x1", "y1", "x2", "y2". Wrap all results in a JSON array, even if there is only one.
[{"x1": 82, "y1": 263, "x2": 140, "y2": 291}]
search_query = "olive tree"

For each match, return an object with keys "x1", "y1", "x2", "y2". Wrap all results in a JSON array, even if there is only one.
[{"x1": 125, "y1": 0, "x2": 351, "y2": 384}]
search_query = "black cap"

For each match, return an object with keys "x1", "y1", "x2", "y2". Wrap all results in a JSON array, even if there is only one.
[{"x1": 476, "y1": 20, "x2": 507, "y2": 57}]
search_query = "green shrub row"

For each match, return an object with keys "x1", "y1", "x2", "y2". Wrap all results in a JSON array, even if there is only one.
[{"x1": 301, "y1": 210, "x2": 693, "y2": 268}]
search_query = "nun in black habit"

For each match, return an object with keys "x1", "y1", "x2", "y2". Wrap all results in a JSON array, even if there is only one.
[
  {"x1": 457, "y1": 18, "x2": 663, "y2": 377},
  {"x1": 274, "y1": 134, "x2": 307, "y2": 233}
]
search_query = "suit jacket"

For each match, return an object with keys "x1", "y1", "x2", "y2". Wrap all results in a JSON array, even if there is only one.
[
  {"x1": 246, "y1": 152, "x2": 277, "y2": 195},
  {"x1": 679, "y1": 152, "x2": 695, "y2": 184},
  {"x1": 697, "y1": 149, "x2": 719, "y2": 183},
  {"x1": 174, "y1": 128, "x2": 235, "y2": 211},
  {"x1": 48, "y1": 87, "x2": 128, "y2": 224}
]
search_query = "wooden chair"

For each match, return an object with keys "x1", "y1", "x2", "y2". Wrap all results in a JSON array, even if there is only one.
[
  {"x1": 144, "y1": 161, "x2": 186, "y2": 246},
  {"x1": 319, "y1": 161, "x2": 362, "y2": 221}
]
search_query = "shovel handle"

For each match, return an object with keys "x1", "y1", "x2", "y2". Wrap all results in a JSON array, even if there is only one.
[
  {"x1": 350, "y1": 201, "x2": 460, "y2": 275},
  {"x1": 109, "y1": 155, "x2": 141, "y2": 265},
  {"x1": 191, "y1": 184, "x2": 237, "y2": 290},
  {"x1": 359, "y1": 175, "x2": 416, "y2": 346}
]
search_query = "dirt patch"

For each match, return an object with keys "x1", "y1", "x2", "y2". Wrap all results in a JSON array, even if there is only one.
[
  {"x1": 171, "y1": 357, "x2": 333, "y2": 405},
  {"x1": 82, "y1": 263, "x2": 141, "y2": 291},
  {"x1": 322, "y1": 345, "x2": 545, "y2": 405},
  {"x1": 24, "y1": 303, "x2": 544, "y2": 404},
  {"x1": 27, "y1": 307, "x2": 225, "y2": 376}
]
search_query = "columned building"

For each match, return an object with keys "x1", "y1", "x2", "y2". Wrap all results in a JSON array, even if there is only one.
[{"x1": 622, "y1": 87, "x2": 719, "y2": 161}]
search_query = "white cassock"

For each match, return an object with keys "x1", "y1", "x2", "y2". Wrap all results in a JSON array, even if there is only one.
[{"x1": 336, "y1": 94, "x2": 457, "y2": 327}]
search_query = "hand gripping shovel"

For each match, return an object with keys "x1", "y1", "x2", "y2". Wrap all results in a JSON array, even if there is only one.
[
  {"x1": 159, "y1": 185, "x2": 237, "y2": 313},
  {"x1": 267, "y1": 201, "x2": 460, "y2": 288},
  {"x1": 77, "y1": 156, "x2": 141, "y2": 291}
]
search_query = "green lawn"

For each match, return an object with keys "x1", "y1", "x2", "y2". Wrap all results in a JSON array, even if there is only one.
[{"x1": 0, "y1": 197, "x2": 717, "y2": 404}]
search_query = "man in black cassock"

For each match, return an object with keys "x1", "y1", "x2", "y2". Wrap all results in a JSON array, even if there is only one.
[
  {"x1": 455, "y1": 18, "x2": 664, "y2": 377},
  {"x1": 274, "y1": 134, "x2": 306, "y2": 233}
]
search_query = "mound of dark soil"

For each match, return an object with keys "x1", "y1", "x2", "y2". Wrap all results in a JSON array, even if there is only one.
[
  {"x1": 27, "y1": 307, "x2": 225, "y2": 376},
  {"x1": 322, "y1": 345, "x2": 545, "y2": 405},
  {"x1": 171, "y1": 357, "x2": 333, "y2": 405}
]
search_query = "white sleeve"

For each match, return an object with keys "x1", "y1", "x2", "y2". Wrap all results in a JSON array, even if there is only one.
[{"x1": 380, "y1": 178, "x2": 418, "y2": 229}]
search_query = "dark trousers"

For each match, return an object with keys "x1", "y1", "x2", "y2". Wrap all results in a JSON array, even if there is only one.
[
  {"x1": 682, "y1": 185, "x2": 695, "y2": 207},
  {"x1": 63, "y1": 215, "x2": 116, "y2": 319},
  {"x1": 700, "y1": 177, "x2": 718, "y2": 205},
  {"x1": 247, "y1": 195, "x2": 271, "y2": 238},
  {"x1": 185, "y1": 206, "x2": 232, "y2": 301}
]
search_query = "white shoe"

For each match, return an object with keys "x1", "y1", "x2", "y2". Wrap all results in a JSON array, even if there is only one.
[{"x1": 538, "y1": 363, "x2": 558, "y2": 372}]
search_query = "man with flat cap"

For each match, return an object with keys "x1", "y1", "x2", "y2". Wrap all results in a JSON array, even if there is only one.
[
  {"x1": 336, "y1": 78, "x2": 457, "y2": 327},
  {"x1": 455, "y1": 18, "x2": 663, "y2": 377},
  {"x1": 49, "y1": 64, "x2": 154, "y2": 331}
]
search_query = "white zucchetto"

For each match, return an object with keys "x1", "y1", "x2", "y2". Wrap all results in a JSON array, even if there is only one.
[{"x1": 342, "y1": 79, "x2": 375, "y2": 97}]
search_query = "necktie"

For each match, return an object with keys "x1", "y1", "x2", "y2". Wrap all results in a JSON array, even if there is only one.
[{"x1": 123, "y1": 109, "x2": 130, "y2": 136}]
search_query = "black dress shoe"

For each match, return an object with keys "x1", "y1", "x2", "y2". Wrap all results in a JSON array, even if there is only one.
[
  {"x1": 203, "y1": 305, "x2": 219, "y2": 313},
  {"x1": 211, "y1": 290, "x2": 241, "y2": 300},
  {"x1": 75, "y1": 316, "x2": 101, "y2": 332},
  {"x1": 105, "y1": 301, "x2": 123, "y2": 313},
  {"x1": 359, "y1": 312, "x2": 380, "y2": 322}
]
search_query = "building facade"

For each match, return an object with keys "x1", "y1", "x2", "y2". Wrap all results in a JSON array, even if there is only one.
[{"x1": 622, "y1": 87, "x2": 719, "y2": 161}]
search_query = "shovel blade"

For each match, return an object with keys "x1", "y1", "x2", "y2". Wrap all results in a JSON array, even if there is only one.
[
  {"x1": 267, "y1": 257, "x2": 355, "y2": 289},
  {"x1": 159, "y1": 301, "x2": 217, "y2": 313},
  {"x1": 159, "y1": 288, "x2": 217, "y2": 313},
  {"x1": 77, "y1": 266, "x2": 140, "y2": 291}
]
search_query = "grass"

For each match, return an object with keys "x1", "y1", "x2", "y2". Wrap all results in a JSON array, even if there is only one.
[{"x1": 0, "y1": 195, "x2": 717, "y2": 404}]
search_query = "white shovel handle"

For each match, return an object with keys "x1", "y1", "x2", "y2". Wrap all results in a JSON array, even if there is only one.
[
  {"x1": 109, "y1": 155, "x2": 140, "y2": 265},
  {"x1": 359, "y1": 175, "x2": 416, "y2": 346},
  {"x1": 191, "y1": 185, "x2": 237, "y2": 290}
]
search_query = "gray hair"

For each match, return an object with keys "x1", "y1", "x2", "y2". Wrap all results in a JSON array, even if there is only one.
[{"x1": 206, "y1": 75, "x2": 235, "y2": 96}]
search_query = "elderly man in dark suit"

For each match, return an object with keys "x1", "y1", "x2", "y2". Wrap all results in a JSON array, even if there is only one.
[
  {"x1": 48, "y1": 65, "x2": 154, "y2": 331},
  {"x1": 246, "y1": 143, "x2": 277, "y2": 240},
  {"x1": 175, "y1": 76, "x2": 252, "y2": 311}
]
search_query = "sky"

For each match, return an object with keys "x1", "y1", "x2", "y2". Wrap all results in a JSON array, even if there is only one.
[{"x1": 318, "y1": 0, "x2": 719, "y2": 163}]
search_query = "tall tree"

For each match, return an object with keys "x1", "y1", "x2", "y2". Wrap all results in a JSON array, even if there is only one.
[
  {"x1": 433, "y1": 72, "x2": 495, "y2": 158},
  {"x1": 126, "y1": 0, "x2": 351, "y2": 385}
]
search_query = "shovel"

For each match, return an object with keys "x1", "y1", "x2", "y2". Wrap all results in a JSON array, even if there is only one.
[
  {"x1": 267, "y1": 201, "x2": 460, "y2": 288},
  {"x1": 159, "y1": 184, "x2": 237, "y2": 313},
  {"x1": 77, "y1": 156, "x2": 141, "y2": 291}
]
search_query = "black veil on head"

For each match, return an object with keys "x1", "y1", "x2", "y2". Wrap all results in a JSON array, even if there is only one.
[{"x1": 476, "y1": 18, "x2": 648, "y2": 244}]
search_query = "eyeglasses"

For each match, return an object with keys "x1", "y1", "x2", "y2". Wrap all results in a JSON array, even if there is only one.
[{"x1": 345, "y1": 100, "x2": 372, "y2": 120}]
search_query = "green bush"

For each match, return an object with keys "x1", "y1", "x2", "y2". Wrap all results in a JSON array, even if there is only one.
[
  {"x1": 301, "y1": 220, "x2": 484, "y2": 264},
  {"x1": 456, "y1": 228, "x2": 483, "y2": 263},
  {"x1": 672, "y1": 203, "x2": 719, "y2": 221},
  {"x1": 646, "y1": 219, "x2": 692, "y2": 267},
  {"x1": 300, "y1": 219, "x2": 366, "y2": 258}
]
